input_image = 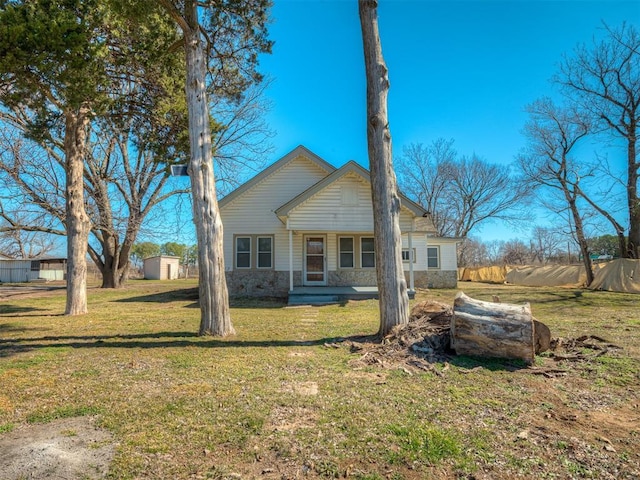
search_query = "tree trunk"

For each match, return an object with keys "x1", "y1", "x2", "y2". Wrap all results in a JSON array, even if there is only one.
[
  {"x1": 567, "y1": 196, "x2": 594, "y2": 286},
  {"x1": 451, "y1": 292, "x2": 536, "y2": 364},
  {"x1": 627, "y1": 127, "x2": 639, "y2": 259},
  {"x1": 359, "y1": 0, "x2": 409, "y2": 338},
  {"x1": 64, "y1": 108, "x2": 91, "y2": 315},
  {"x1": 184, "y1": 4, "x2": 233, "y2": 337}
]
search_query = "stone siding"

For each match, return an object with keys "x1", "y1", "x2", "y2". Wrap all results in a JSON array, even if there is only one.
[
  {"x1": 226, "y1": 269, "x2": 457, "y2": 297},
  {"x1": 412, "y1": 270, "x2": 458, "y2": 289},
  {"x1": 225, "y1": 270, "x2": 299, "y2": 298}
]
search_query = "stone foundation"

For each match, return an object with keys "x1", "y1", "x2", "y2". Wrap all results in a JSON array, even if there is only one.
[
  {"x1": 412, "y1": 270, "x2": 458, "y2": 289},
  {"x1": 225, "y1": 270, "x2": 297, "y2": 298},
  {"x1": 225, "y1": 269, "x2": 457, "y2": 297}
]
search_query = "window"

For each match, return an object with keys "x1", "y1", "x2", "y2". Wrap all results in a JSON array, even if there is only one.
[
  {"x1": 235, "y1": 236, "x2": 251, "y2": 269},
  {"x1": 427, "y1": 246, "x2": 440, "y2": 269},
  {"x1": 402, "y1": 248, "x2": 416, "y2": 263},
  {"x1": 339, "y1": 237, "x2": 354, "y2": 268},
  {"x1": 361, "y1": 237, "x2": 375, "y2": 268},
  {"x1": 257, "y1": 236, "x2": 273, "y2": 269}
]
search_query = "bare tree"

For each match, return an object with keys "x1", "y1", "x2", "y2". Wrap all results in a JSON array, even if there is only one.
[
  {"x1": 397, "y1": 139, "x2": 456, "y2": 236},
  {"x1": 530, "y1": 226, "x2": 564, "y2": 264},
  {"x1": 397, "y1": 139, "x2": 532, "y2": 238},
  {"x1": 457, "y1": 237, "x2": 489, "y2": 267},
  {"x1": 519, "y1": 98, "x2": 595, "y2": 285},
  {"x1": 359, "y1": 0, "x2": 409, "y2": 337},
  {"x1": 556, "y1": 22, "x2": 640, "y2": 257},
  {"x1": 0, "y1": 212, "x2": 57, "y2": 259},
  {"x1": 501, "y1": 239, "x2": 530, "y2": 265},
  {"x1": 211, "y1": 80, "x2": 275, "y2": 196},
  {"x1": 0, "y1": 116, "x2": 188, "y2": 288}
]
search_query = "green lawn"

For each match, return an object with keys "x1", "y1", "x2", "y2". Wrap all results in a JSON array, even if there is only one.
[{"x1": 1, "y1": 280, "x2": 638, "y2": 479}]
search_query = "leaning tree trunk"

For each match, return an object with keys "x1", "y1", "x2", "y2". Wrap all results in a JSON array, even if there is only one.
[
  {"x1": 359, "y1": 0, "x2": 409, "y2": 338},
  {"x1": 64, "y1": 108, "x2": 91, "y2": 315},
  {"x1": 567, "y1": 195, "x2": 594, "y2": 286},
  {"x1": 627, "y1": 131, "x2": 639, "y2": 259},
  {"x1": 184, "y1": 5, "x2": 234, "y2": 337}
]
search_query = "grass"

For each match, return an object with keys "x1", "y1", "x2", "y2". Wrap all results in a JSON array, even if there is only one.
[{"x1": 0, "y1": 279, "x2": 639, "y2": 479}]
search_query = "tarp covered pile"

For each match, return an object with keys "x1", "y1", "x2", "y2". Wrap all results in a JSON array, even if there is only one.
[
  {"x1": 459, "y1": 259, "x2": 639, "y2": 294},
  {"x1": 589, "y1": 259, "x2": 640, "y2": 294},
  {"x1": 505, "y1": 264, "x2": 587, "y2": 288},
  {"x1": 458, "y1": 265, "x2": 509, "y2": 283}
]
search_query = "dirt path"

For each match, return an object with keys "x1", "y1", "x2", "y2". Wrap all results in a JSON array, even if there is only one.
[
  {"x1": 0, "y1": 284, "x2": 66, "y2": 301},
  {"x1": 0, "y1": 416, "x2": 115, "y2": 480}
]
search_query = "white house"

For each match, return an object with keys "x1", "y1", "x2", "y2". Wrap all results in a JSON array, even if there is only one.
[
  {"x1": 143, "y1": 255, "x2": 181, "y2": 280},
  {"x1": 219, "y1": 145, "x2": 460, "y2": 297}
]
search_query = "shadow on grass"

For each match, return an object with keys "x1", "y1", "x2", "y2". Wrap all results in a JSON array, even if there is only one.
[
  {"x1": 0, "y1": 330, "x2": 346, "y2": 358},
  {"x1": 115, "y1": 288, "x2": 287, "y2": 309},
  {"x1": 0, "y1": 305, "x2": 48, "y2": 315},
  {"x1": 485, "y1": 289, "x2": 640, "y2": 308},
  {"x1": 446, "y1": 354, "x2": 528, "y2": 372},
  {"x1": 1, "y1": 331, "x2": 533, "y2": 372}
]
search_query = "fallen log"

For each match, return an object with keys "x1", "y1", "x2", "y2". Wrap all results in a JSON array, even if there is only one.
[{"x1": 451, "y1": 292, "x2": 539, "y2": 365}]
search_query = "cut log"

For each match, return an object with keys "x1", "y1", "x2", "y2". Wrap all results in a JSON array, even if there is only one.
[{"x1": 451, "y1": 292, "x2": 537, "y2": 364}]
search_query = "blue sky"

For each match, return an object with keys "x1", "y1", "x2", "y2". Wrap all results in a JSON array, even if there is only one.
[{"x1": 257, "y1": 0, "x2": 639, "y2": 241}]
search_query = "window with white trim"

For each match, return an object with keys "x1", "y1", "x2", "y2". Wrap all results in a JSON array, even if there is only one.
[
  {"x1": 257, "y1": 236, "x2": 273, "y2": 269},
  {"x1": 402, "y1": 248, "x2": 416, "y2": 263},
  {"x1": 235, "y1": 236, "x2": 251, "y2": 269},
  {"x1": 427, "y1": 246, "x2": 440, "y2": 269},
  {"x1": 361, "y1": 237, "x2": 375, "y2": 268},
  {"x1": 339, "y1": 237, "x2": 354, "y2": 268}
]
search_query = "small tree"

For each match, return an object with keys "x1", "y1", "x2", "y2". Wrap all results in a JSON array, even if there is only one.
[{"x1": 131, "y1": 242, "x2": 161, "y2": 267}]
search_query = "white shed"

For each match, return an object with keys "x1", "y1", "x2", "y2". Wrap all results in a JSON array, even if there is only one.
[{"x1": 143, "y1": 255, "x2": 181, "y2": 280}]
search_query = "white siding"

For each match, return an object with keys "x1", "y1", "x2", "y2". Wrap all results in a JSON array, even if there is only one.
[
  {"x1": 143, "y1": 256, "x2": 180, "y2": 280},
  {"x1": 0, "y1": 260, "x2": 34, "y2": 283},
  {"x1": 439, "y1": 242, "x2": 458, "y2": 271},
  {"x1": 287, "y1": 172, "x2": 415, "y2": 232},
  {"x1": 220, "y1": 155, "x2": 330, "y2": 271}
]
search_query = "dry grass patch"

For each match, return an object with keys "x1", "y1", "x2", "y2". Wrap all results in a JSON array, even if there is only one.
[{"x1": 0, "y1": 279, "x2": 638, "y2": 479}]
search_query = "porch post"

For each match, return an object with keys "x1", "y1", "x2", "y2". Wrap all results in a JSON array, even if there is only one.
[
  {"x1": 288, "y1": 220, "x2": 293, "y2": 292},
  {"x1": 425, "y1": 233, "x2": 429, "y2": 280},
  {"x1": 408, "y1": 231, "x2": 414, "y2": 292}
]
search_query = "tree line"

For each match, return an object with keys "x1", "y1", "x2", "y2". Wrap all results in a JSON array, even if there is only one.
[{"x1": 459, "y1": 233, "x2": 623, "y2": 268}]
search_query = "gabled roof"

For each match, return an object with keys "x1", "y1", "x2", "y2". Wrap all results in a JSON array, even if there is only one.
[
  {"x1": 218, "y1": 145, "x2": 336, "y2": 208},
  {"x1": 274, "y1": 160, "x2": 428, "y2": 219}
]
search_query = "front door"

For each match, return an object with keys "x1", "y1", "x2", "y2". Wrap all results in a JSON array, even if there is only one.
[{"x1": 304, "y1": 236, "x2": 326, "y2": 286}]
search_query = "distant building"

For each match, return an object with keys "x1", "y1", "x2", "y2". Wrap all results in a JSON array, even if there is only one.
[
  {"x1": 143, "y1": 255, "x2": 180, "y2": 280},
  {"x1": 0, "y1": 257, "x2": 66, "y2": 283}
]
